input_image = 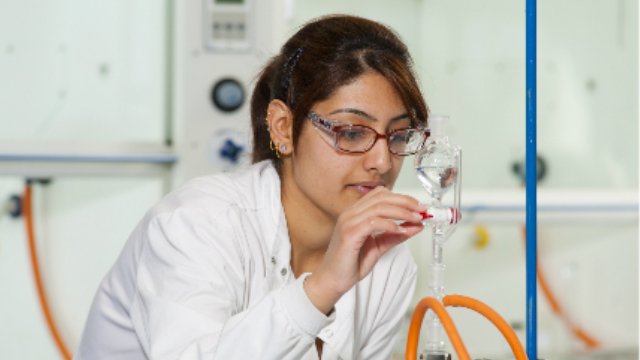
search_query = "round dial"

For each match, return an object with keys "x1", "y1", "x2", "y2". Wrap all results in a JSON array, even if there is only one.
[{"x1": 211, "y1": 78, "x2": 245, "y2": 112}]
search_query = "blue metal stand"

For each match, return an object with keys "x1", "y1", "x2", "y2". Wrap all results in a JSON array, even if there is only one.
[{"x1": 525, "y1": 0, "x2": 538, "y2": 359}]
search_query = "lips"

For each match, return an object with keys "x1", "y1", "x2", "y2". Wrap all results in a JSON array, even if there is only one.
[{"x1": 348, "y1": 181, "x2": 386, "y2": 194}]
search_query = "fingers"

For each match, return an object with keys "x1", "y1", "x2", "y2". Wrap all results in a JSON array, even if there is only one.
[
  {"x1": 358, "y1": 222, "x2": 424, "y2": 275},
  {"x1": 343, "y1": 187, "x2": 427, "y2": 233},
  {"x1": 334, "y1": 199, "x2": 426, "y2": 258},
  {"x1": 339, "y1": 213, "x2": 417, "y2": 249},
  {"x1": 367, "y1": 221, "x2": 424, "y2": 249},
  {"x1": 313, "y1": 188, "x2": 426, "y2": 300},
  {"x1": 355, "y1": 186, "x2": 425, "y2": 213}
]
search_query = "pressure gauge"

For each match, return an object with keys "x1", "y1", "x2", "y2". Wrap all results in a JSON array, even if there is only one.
[{"x1": 211, "y1": 78, "x2": 245, "y2": 112}]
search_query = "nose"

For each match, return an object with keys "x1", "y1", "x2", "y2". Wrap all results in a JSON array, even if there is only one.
[{"x1": 363, "y1": 136, "x2": 393, "y2": 174}]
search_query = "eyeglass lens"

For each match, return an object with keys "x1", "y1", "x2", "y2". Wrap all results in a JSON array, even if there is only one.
[{"x1": 335, "y1": 126, "x2": 424, "y2": 155}]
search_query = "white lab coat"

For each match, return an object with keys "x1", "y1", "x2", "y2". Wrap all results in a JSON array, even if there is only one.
[{"x1": 76, "y1": 160, "x2": 417, "y2": 360}]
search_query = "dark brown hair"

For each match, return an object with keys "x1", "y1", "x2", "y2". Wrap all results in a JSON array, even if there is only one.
[{"x1": 250, "y1": 15, "x2": 429, "y2": 171}]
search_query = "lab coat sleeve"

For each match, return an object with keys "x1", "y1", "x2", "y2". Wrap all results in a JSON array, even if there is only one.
[
  {"x1": 129, "y1": 207, "x2": 332, "y2": 360},
  {"x1": 359, "y1": 251, "x2": 417, "y2": 360}
]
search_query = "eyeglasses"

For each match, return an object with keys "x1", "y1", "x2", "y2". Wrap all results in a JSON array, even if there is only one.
[{"x1": 308, "y1": 111, "x2": 430, "y2": 156}]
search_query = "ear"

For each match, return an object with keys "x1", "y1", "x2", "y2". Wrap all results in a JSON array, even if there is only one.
[{"x1": 265, "y1": 99, "x2": 294, "y2": 156}]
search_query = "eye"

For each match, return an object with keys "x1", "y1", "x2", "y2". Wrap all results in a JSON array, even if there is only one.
[
  {"x1": 338, "y1": 127, "x2": 367, "y2": 141},
  {"x1": 389, "y1": 129, "x2": 412, "y2": 143}
]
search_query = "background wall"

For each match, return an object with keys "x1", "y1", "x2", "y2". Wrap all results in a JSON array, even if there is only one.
[
  {"x1": 0, "y1": 0, "x2": 171, "y2": 358},
  {"x1": 0, "y1": 0, "x2": 168, "y2": 143},
  {"x1": 292, "y1": 0, "x2": 638, "y2": 190},
  {"x1": 0, "y1": 0, "x2": 637, "y2": 359}
]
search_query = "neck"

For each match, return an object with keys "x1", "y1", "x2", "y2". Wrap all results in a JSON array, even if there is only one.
[{"x1": 280, "y1": 166, "x2": 334, "y2": 278}]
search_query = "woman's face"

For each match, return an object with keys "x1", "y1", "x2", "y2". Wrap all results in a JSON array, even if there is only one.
[{"x1": 284, "y1": 71, "x2": 412, "y2": 221}]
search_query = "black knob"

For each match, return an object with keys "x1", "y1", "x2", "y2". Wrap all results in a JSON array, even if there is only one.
[
  {"x1": 211, "y1": 78, "x2": 245, "y2": 113},
  {"x1": 511, "y1": 154, "x2": 548, "y2": 185}
]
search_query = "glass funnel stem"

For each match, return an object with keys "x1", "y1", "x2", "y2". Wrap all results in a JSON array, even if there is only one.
[{"x1": 425, "y1": 223, "x2": 447, "y2": 355}]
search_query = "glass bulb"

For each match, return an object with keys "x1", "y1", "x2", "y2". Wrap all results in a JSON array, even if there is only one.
[{"x1": 414, "y1": 139, "x2": 459, "y2": 201}]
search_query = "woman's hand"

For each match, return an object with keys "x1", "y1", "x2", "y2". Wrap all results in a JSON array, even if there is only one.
[{"x1": 304, "y1": 187, "x2": 426, "y2": 314}]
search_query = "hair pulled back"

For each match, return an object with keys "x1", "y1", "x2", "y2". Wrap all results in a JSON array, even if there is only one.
[{"x1": 251, "y1": 15, "x2": 429, "y2": 170}]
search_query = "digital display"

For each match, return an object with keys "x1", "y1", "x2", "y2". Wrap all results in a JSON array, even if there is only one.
[{"x1": 216, "y1": 0, "x2": 243, "y2": 4}]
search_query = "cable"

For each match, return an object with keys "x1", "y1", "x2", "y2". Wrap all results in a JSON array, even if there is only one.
[
  {"x1": 405, "y1": 226, "x2": 599, "y2": 359},
  {"x1": 406, "y1": 295, "x2": 528, "y2": 360},
  {"x1": 521, "y1": 225, "x2": 601, "y2": 349},
  {"x1": 24, "y1": 183, "x2": 72, "y2": 360},
  {"x1": 406, "y1": 297, "x2": 471, "y2": 360},
  {"x1": 443, "y1": 295, "x2": 527, "y2": 360}
]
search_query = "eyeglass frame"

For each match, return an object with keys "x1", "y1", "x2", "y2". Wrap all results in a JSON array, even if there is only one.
[{"x1": 307, "y1": 110, "x2": 430, "y2": 156}]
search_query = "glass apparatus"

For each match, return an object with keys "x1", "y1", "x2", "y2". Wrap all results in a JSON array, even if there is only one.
[{"x1": 414, "y1": 115, "x2": 462, "y2": 359}]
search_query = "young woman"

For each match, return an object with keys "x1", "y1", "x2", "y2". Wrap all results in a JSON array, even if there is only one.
[{"x1": 77, "y1": 15, "x2": 430, "y2": 360}]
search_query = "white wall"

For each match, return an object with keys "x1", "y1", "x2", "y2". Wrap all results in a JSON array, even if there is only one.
[
  {"x1": 0, "y1": 0, "x2": 170, "y2": 358},
  {"x1": 292, "y1": 0, "x2": 639, "y2": 191},
  {"x1": 0, "y1": 0, "x2": 167, "y2": 143}
]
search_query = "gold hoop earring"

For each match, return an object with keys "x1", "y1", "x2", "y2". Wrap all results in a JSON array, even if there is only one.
[{"x1": 269, "y1": 139, "x2": 281, "y2": 158}]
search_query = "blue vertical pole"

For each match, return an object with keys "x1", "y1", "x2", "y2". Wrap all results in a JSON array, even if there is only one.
[{"x1": 525, "y1": 0, "x2": 538, "y2": 359}]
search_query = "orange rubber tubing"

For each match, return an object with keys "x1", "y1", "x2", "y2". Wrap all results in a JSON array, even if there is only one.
[
  {"x1": 24, "y1": 184, "x2": 72, "y2": 360},
  {"x1": 443, "y1": 295, "x2": 527, "y2": 360},
  {"x1": 406, "y1": 297, "x2": 471, "y2": 360},
  {"x1": 521, "y1": 225, "x2": 600, "y2": 349}
]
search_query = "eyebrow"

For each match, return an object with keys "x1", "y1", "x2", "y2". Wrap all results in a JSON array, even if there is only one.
[{"x1": 328, "y1": 108, "x2": 410, "y2": 123}]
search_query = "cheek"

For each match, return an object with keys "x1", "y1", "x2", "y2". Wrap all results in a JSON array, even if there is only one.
[
  {"x1": 294, "y1": 135, "x2": 348, "y2": 187},
  {"x1": 291, "y1": 134, "x2": 359, "y2": 214}
]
